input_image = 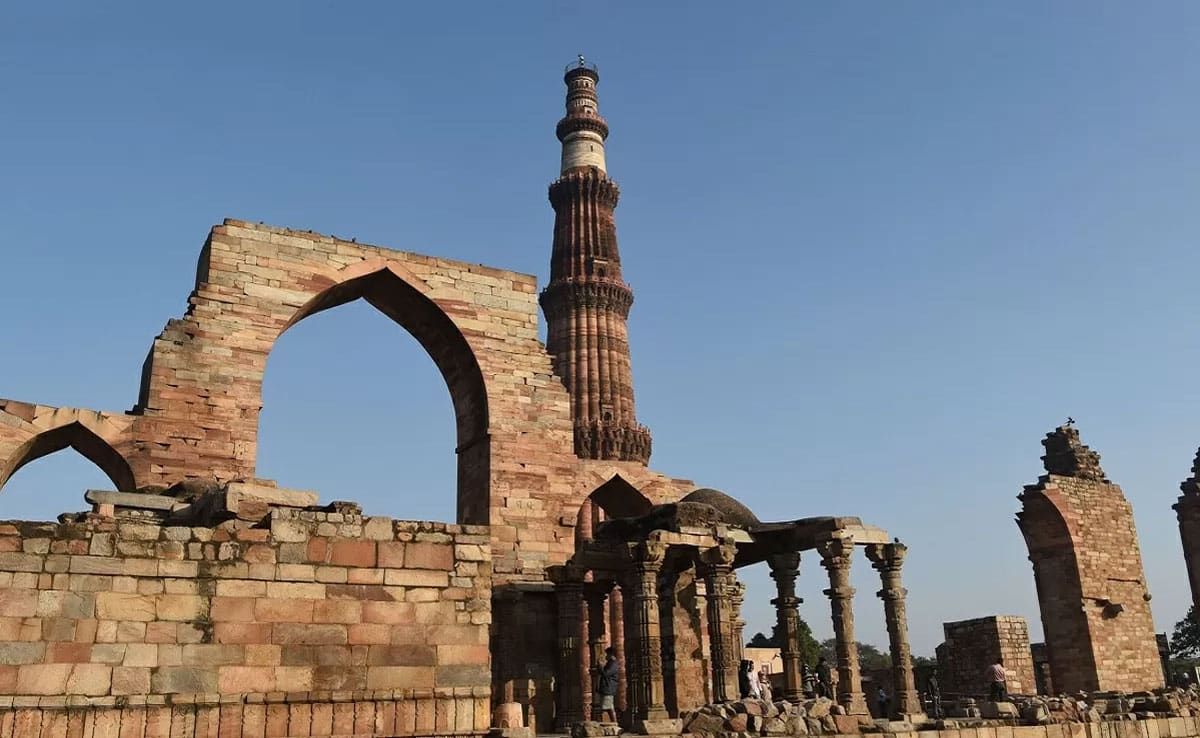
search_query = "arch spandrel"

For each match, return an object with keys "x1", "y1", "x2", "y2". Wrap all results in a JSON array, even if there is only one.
[{"x1": 0, "y1": 419, "x2": 136, "y2": 494}]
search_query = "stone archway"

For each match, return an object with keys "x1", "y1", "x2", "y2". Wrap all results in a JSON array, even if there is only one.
[
  {"x1": 0, "y1": 421, "x2": 136, "y2": 492},
  {"x1": 271, "y1": 261, "x2": 491, "y2": 524}
]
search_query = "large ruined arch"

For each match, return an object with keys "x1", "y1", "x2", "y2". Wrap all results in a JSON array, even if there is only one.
[
  {"x1": 0, "y1": 421, "x2": 136, "y2": 493},
  {"x1": 1017, "y1": 489, "x2": 1097, "y2": 693},
  {"x1": 269, "y1": 261, "x2": 491, "y2": 524}
]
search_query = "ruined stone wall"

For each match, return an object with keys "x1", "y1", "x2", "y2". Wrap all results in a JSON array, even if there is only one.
[
  {"x1": 1020, "y1": 465, "x2": 1164, "y2": 694},
  {"x1": 0, "y1": 221, "x2": 695, "y2": 586},
  {"x1": 0, "y1": 509, "x2": 491, "y2": 737},
  {"x1": 936, "y1": 616, "x2": 1036, "y2": 696}
]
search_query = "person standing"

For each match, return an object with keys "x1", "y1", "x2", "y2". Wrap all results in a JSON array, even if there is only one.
[
  {"x1": 596, "y1": 647, "x2": 620, "y2": 723},
  {"x1": 816, "y1": 657, "x2": 832, "y2": 699},
  {"x1": 758, "y1": 665, "x2": 773, "y2": 703},
  {"x1": 987, "y1": 658, "x2": 1008, "y2": 701},
  {"x1": 876, "y1": 686, "x2": 890, "y2": 718}
]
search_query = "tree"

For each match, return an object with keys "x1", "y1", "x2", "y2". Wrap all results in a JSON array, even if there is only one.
[
  {"x1": 1172, "y1": 606, "x2": 1200, "y2": 658},
  {"x1": 744, "y1": 618, "x2": 822, "y2": 665},
  {"x1": 819, "y1": 638, "x2": 892, "y2": 671}
]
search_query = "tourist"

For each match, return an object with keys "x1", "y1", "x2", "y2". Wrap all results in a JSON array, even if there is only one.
[
  {"x1": 987, "y1": 657, "x2": 1008, "y2": 701},
  {"x1": 596, "y1": 647, "x2": 620, "y2": 723},
  {"x1": 876, "y1": 686, "x2": 890, "y2": 718},
  {"x1": 816, "y1": 657, "x2": 832, "y2": 698},
  {"x1": 927, "y1": 673, "x2": 942, "y2": 719},
  {"x1": 802, "y1": 662, "x2": 816, "y2": 698},
  {"x1": 758, "y1": 665, "x2": 773, "y2": 702}
]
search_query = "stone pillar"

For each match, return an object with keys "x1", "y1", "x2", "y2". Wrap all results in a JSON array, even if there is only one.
[
  {"x1": 865, "y1": 542, "x2": 921, "y2": 718},
  {"x1": 700, "y1": 541, "x2": 740, "y2": 703},
  {"x1": 625, "y1": 539, "x2": 669, "y2": 727},
  {"x1": 610, "y1": 584, "x2": 628, "y2": 715},
  {"x1": 585, "y1": 582, "x2": 613, "y2": 721},
  {"x1": 552, "y1": 565, "x2": 587, "y2": 730},
  {"x1": 731, "y1": 579, "x2": 747, "y2": 664},
  {"x1": 768, "y1": 552, "x2": 804, "y2": 702},
  {"x1": 694, "y1": 578, "x2": 713, "y2": 704},
  {"x1": 818, "y1": 537, "x2": 868, "y2": 716}
]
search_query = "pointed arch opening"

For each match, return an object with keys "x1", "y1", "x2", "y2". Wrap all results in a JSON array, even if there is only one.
[
  {"x1": 575, "y1": 474, "x2": 654, "y2": 545},
  {"x1": 265, "y1": 264, "x2": 491, "y2": 524},
  {"x1": 0, "y1": 422, "x2": 136, "y2": 494}
]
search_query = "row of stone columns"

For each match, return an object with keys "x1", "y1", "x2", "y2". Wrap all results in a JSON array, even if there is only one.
[{"x1": 553, "y1": 536, "x2": 921, "y2": 729}]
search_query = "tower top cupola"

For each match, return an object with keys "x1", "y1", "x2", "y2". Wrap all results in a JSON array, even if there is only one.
[{"x1": 556, "y1": 56, "x2": 609, "y2": 174}]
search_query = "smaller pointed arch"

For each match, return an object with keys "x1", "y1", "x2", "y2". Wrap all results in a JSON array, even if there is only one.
[
  {"x1": 0, "y1": 422, "x2": 136, "y2": 493},
  {"x1": 581, "y1": 473, "x2": 653, "y2": 521}
]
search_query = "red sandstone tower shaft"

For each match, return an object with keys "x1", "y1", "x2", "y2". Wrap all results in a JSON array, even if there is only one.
[{"x1": 540, "y1": 61, "x2": 652, "y2": 464}]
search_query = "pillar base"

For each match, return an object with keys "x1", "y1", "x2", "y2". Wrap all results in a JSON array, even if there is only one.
[{"x1": 634, "y1": 717, "x2": 683, "y2": 735}]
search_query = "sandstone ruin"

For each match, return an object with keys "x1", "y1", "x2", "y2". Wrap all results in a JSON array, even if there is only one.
[{"x1": 0, "y1": 61, "x2": 1194, "y2": 738}]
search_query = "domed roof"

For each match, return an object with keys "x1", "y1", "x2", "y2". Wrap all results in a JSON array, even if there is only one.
[{"x1": 679, "y1": 488, "x2": 760, "y2": 528}]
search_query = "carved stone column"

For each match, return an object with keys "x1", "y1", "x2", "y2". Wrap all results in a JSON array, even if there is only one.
[
  {"x1": 610, "y1": 584, "x2": 628, "y2": 715},
  {"x1": 731, "y1": 579, "x2": 747, "y2": 664},
  {"x1": 768, "y1": 552, "x2": 804, "y2": 702},
  {"x1": 818, "y1": 538, "x2": 868, "y2": 716},
  {"x1": 693, "y1": 578, "x2": 713, "y2": 704},
  {"x1": 552, "y1": 565, "x2": 587, "y2": 730},
  {"x1": 866, "y1": 542, "x2": 921, "y2": 718},
  {"x1": 699, "y1": 541, "x2": 740, "y2": 703},
  {"x1": 625, "y1": 539, "x2": 669, "y2": 725},
  {"x1": 585, "y1": 581, "x2": 613, "y2": 721}
]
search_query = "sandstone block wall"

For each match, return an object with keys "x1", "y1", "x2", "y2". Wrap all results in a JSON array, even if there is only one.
[
  {"x1": 936, "y1": 616, "x2": 1036, "y2": 695},
  {"x1": 0, "y1": 221, "x2": 695, "y2": 586},
  {"x1": 1019, "y1": 473, "x2": 1164, "y2": 694},
  {"x1": 0, "y1": 510, "x2": 491, "y2": 737}
]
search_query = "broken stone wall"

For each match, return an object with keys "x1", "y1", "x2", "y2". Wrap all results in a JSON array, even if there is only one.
[
  {"x1": 936, "y1": 616, "x2": 1036, "y2": 696},
  {"x1": 1020, "y1": 473, "x2": 1164, "y2": 693},
  {"x1": 0, "y1": 508, "x2": 491, "y2": 738}
]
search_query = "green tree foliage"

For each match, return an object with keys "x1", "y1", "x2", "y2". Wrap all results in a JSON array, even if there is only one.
[
  {"x1": 819, "y1": 638, "x2": 892, "y2": 670},
  {"x1": 1172, "y1": 606, "x2": 1200, "y2": 658},
  {"x1": 744, "y1": 617, "x2": 821, "y2": 665}
]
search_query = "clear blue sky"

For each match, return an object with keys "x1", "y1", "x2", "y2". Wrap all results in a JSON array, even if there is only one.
[{"x1": 3, "y1": 3, "x2": 1200, "y2": 657}]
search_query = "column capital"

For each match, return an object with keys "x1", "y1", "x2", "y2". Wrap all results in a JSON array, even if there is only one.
[
  {"x1": 768, "y1": 551, "x2": 801, "y2": 577},
  {"x1": 817, "y1": 537, "x2": 855, "y2": 570},
  {"x1": 864, "y1": 541, "x2": 907, "y2": 570},
  {"x1": 625, "y1": 538, "x2": 667, "y2": 571},
  {"x1": 699, "y1": 539, "x2": 737, "y2": 571}
]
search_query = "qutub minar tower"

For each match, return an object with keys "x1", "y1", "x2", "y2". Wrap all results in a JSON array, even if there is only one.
[{"x1": 540, "y1": 59, "x2": 653, "y2": 464}]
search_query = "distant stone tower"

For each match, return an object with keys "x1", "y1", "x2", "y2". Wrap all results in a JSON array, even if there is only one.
[
  {"x1": 539, "y1": 60, "x2": 652, "y2": 464},
  {"x1": 1016, "y1": 424, "x2": 1164, "y2": 693},
  {"x1": 1173, "y1": 449, "x2": 1200, "y2": 612}
]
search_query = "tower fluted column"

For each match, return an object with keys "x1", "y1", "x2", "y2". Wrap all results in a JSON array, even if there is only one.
[{"x1": 540, "y1": 60, "x2": 652, "y2": 464}]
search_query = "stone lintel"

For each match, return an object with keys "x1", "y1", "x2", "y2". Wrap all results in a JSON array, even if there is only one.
[{"x1": 84, "y1": 490, "x2": 184, "y2": 512}]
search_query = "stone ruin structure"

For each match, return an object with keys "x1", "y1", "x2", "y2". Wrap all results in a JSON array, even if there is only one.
[
  {"x1": 935, "y1": 616, "x2": 1036, "y2": 697},
  {"x1": 1017, "y1": 425, "x2": 1164, "y2": 694},
  {"x1": 555, "y1": 494, "x2": 922, "y2": 732},
  {"x1": 1174, "y1": 449, "x2": 1200, "y2": 614},
  {"x1": 0, "y1": 58, "x2": 1197, "y2": 738}
]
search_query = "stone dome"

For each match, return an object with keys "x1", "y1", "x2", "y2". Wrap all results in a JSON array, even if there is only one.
[{"x1": 679, "y1": 488, "x2": 760, "y2": 528}]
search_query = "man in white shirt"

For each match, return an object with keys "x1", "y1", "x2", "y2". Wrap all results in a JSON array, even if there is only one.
[{"x1": 987, "y1": 658, "x2": 1008, "y2": 701}]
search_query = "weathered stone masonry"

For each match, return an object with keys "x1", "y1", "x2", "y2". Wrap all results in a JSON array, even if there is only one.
[
  {"x1": 0, "y1": 498, "x2": 491, "y2": 737},
  {"x1": 1017, "y1": 425, "x2": 1164, "y2": 694}
]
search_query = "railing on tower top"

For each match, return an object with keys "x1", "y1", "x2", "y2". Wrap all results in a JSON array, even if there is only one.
[{"x1": 565, "y1": 56, "x2": 599, "y2": 74}]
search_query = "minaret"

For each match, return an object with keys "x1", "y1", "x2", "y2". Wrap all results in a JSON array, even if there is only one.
[{"x1": 540, "y1": 59, "x2": 652, "y2": 464}]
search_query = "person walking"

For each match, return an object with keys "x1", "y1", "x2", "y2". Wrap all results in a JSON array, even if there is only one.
[
  {"x1": 876, "y1": 686, "x2": 890, "y2": 718},
  {"x1": 987, "y1": 658, "x2": 1008, "y2": 701},
  {"x1": 596, "y1": 647, "x2": 620, "y2": 723}
]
